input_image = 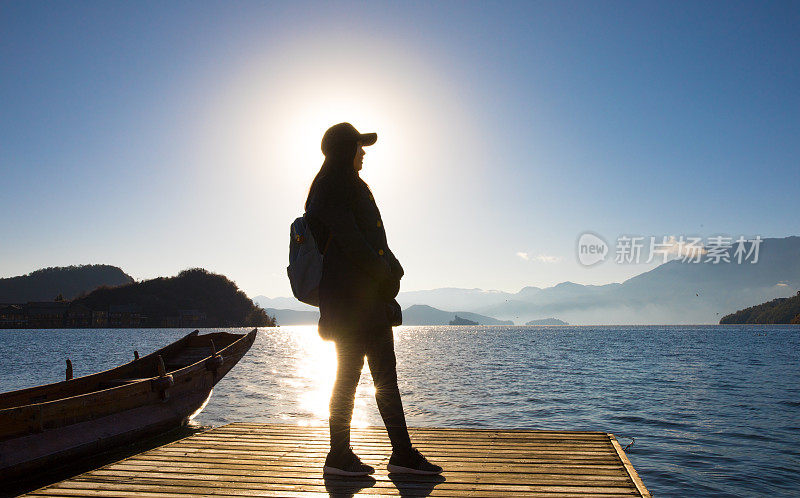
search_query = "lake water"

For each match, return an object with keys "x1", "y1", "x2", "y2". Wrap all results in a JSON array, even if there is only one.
[{"x1": 1, "y1": 325, "x2": 798, "y2": 496}]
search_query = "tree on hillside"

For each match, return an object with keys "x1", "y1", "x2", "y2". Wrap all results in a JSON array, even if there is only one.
[
  {"x1": 720, "y1": 291, "x2": 800, "y2": 324},
  {"x1": 75, "y1": 268, "x2": 276, "y2": 327}
]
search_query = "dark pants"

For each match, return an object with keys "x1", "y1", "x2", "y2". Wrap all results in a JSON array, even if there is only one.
[{"x1": 329, "y1": 330, "x2": 412, "y2": 454}]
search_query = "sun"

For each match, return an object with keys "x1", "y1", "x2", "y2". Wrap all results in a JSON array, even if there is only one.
[
  {"x1": 280, "y1": 97, "x2": 403, "y2": 187},
  {"x1": 194, "y1": 36, "x2": 463, "y2": 208}
]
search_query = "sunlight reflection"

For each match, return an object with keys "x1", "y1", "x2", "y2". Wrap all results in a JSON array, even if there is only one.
[
  {"x1": 188, "y1": 390, "x2": 213, "y2": 421},
  {"x1": 284, "y1": 326, "x2": 374, "y2": 428}
]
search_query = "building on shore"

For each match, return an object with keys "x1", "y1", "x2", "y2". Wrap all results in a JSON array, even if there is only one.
[
  {"x1": 24, "y1": 302, "x2": 69, "y2": 328},
  {"x1": 108, "y1": 304, "x2": 145, "y2": 328},
  {"x1": 92, "y1": 310, "x2": 108, "y2": 328},
  {"x1": 178, "y1": 309, "x2": 208, "y2": 327},
  {"x1": 0, "y1": 304, "x2": 27, "y2": 328},
  {"x1": 65, "y1": 302, "x2": 93, "y2": 328},
  {"x1": 0, "y1": 301, "x2": 214, "y2": 329}
]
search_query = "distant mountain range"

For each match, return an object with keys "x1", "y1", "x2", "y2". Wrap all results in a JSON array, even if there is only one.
[
  {"x1": 253, "y1": 296, "x2": 318, "y2": 312},
  {"x1": 0, "y1": 265, "x2": 134, "y2": 302},
  {"x1": 260, "y1": 308, "x2": 321, "y2": 326},
  {"x1": 259, "y1": 304, "x2": 512, "y2": 326},
  {"x1": 6, "y1": 236, "x2": 796, "y2": 327},
  {"x1": 256, "y1": 236, "x2": 800, "y2": 325}
]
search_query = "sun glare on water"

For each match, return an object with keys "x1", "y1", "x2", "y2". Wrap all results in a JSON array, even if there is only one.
[{"x1": 282, "y1": 326, "x2": 374, "y2": 428}]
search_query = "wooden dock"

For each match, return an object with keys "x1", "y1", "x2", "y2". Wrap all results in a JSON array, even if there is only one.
[{"x1": 24, "y1": 423, "x2": 650, "y2": 497}]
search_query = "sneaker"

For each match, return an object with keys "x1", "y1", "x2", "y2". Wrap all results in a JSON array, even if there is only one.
[
  {"x1": 323, "y1": 447, "x2": 375, "y2": 476},
  {"x1": 387, "y1": 447, "x2": 443, "y2": 475}
]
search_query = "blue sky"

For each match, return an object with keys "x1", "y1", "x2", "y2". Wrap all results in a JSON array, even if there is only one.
[{"x1": 1, "y1": 1, "x2": 798, "y2": 298}]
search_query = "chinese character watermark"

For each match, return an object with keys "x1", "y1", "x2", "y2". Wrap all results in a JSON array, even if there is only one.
[{"x1": 577, "y1": 233, "x2": 761, "y2": 266}]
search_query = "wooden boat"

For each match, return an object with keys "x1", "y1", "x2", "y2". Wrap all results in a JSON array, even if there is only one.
[{"x1": 0, "y1": 328, "x2": 257, "y2": 482}]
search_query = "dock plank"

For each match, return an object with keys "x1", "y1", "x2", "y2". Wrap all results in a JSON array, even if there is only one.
[{"x1": 25, "y1": 423, "x2": 650, "y2": 497}]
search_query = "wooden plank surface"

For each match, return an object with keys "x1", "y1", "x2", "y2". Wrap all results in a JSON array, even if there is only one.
[{"x1": 25, "y1": 423, "x2": 650, "y2": 497}]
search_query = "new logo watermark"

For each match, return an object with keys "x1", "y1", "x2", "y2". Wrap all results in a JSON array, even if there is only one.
[
  {"x1": 577, "y1": 233, "x2": 762, "y2": 267},
  {"x1": 577, "y1": 232, "x2": 609, "y2": 266}
]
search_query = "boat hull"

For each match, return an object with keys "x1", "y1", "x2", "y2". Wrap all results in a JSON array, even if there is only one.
[{"x1": 0, "y1": 328, "x2": 257, "y2": 483}]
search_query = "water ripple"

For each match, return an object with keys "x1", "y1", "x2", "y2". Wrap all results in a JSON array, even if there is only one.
[{"x1": 1, "y1": 325, "x2": 799, "y2": 496}]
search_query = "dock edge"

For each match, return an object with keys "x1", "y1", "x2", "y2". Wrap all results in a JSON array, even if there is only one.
[{"x1": 609, "y1": 433, "x2": 651, "y2": 497}]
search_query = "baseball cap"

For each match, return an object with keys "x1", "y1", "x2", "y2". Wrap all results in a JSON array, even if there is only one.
[{"x1": 321, "y1": 122, "x2": 377, "y2": 156}]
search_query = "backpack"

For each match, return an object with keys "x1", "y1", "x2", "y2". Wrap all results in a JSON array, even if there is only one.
[{"x1": 287, "y1": 215, "x2": 330, "y2": 306}]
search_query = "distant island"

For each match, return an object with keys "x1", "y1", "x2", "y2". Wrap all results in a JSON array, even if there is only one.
[
  {"x1": 449, "y1": 315, "x2": 478, "y2": 325},
  {"x1": 400, "y1": 305, "x2": 514, "y2": 326},
  {"x1": 525, "y1": 318, "x2": 569, "y2": 325},
  {"x1": 719, "y1": 291, "x2": 800, "y2": 324},
  {"x1": 0, "y1": 267, "x2": 275, "y2": 329}
]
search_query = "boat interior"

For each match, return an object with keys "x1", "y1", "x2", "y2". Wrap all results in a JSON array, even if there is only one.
[{"x1": 0, "y1": 330, "x2": 245, "y2": 410}]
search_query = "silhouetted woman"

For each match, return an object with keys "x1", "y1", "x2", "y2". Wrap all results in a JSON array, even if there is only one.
[{"x1": 305, "y1": 122, "x2": 442, "y2": 476}]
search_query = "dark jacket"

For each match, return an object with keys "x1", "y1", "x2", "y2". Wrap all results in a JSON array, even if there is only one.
[{"x1": 306, "y1": 176, "x2": 403, "y2": 341}]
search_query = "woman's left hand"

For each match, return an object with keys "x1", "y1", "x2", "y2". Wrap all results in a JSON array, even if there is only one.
[
  {"x1": 380, "y1": 276, "x2": 401, "y2": 300},
  {"x1": 385, "y1": 299, "x2": 403, "y2": 326},
  {"x1": 387, "y1": 250, "x2": 404, "y2": 280}
]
